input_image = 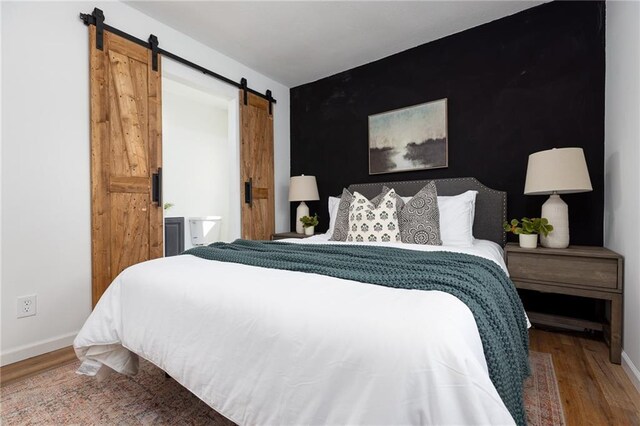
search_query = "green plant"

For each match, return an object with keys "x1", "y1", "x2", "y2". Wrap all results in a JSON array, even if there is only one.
[
  {"x1": 503, "y1": 217, "x2": 554, "y2": 237},
  {"x1": 300, "y1": 213, "x2": 319, "y2": 228},
  {"x1": 163, "y1": 202, "x2": 175, "y2": 211}
]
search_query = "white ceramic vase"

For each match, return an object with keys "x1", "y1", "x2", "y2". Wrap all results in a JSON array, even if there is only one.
[
  {"x1": 540, "y1": 194, "x2": 569, "y2": 248},
  {"x1": 519, "y1": 234, "x2": 538, "y2": 249},
  {"x1": 304, "y1": 226, "x2": 314, "y2": 236},
  {"x1": 296, "y1": 202, "x2": 309, "y2": 234}
]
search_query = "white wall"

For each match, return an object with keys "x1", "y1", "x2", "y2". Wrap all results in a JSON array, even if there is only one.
[
  {"x1": 163, "y1": 77, "x2": 231, "y2": 246},
  {"x1": 0, "y1": 1, "x2": 290, "y2": 365},
  {"x1": 0, "y1": 1, "x2": 4, "y2": 362},
  {"x1": 604, "y1": 1, "x2": 640, "y2": 391}
]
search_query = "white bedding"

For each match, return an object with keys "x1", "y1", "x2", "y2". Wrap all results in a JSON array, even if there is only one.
[{"x1": 74, "y1": 236, "x2": 517, "y2": 425}]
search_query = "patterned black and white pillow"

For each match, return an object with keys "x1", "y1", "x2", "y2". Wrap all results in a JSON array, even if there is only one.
[
  {"x1": 399, "y1": 181, "x2": 442, "y2": 245},
  {"x1": 346, "y1": 190, "x2": 400, "y2": 243},
  {"x1": 329, "y1": 188, "x2": 355, "y2": 241},
  {"x1": 373, "y1": 186, "x2": 405, "y2": 214}
]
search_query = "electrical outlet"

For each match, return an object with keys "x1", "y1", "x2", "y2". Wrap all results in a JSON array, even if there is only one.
[{"x1": 17, "y1": 295, "x2": 37, "y2": 318}]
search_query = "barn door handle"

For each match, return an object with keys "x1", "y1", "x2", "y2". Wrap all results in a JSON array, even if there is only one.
[
  {"x1": 152, "y1": 168, "x2": 162, "y2": 206},
  {"x1": 244, "y1": 178, "x2": 253, "y2": 207}
]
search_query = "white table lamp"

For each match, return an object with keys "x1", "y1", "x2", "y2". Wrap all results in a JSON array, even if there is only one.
[
  {"x1": 289, "y1": 175, "x2": 319, "y2": 234},
  {"x1": 524, "y1": 147, "x2": 592, "y2": 248}
]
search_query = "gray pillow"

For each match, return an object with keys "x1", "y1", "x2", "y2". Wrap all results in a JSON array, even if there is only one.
[
  {"x1": 398, "y1": 181, "x2": 442, "y2": 245},
  {"x1": 329, "y1": 188, "x2": 355, "y2": 241}
]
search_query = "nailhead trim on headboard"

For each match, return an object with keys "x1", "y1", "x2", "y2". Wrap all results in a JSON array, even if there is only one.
[{"x1": 347, "y1": 177, "x2": 507, "y2": 246}]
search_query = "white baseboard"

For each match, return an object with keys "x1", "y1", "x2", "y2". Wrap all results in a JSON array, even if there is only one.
[
  {"x1": 0, "y1": 331, "x2": 77, "y2": 366},
  {"x1": 622, "y1": 351, "x2": 640, "y2": 393}
]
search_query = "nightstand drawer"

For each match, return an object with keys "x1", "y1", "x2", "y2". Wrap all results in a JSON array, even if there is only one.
[{"x1": 508, "y1": 252, "x2": 619, "y2": 289}]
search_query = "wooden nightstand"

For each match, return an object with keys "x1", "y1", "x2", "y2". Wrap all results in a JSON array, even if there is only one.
[
  {"x1": 271, "y1": 232, "x2": 314, "y2": 241},
  {"x1": 504, "y1": 243, "x2": 624, "y2": 364}
]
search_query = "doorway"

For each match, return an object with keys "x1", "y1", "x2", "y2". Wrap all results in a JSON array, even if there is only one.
[{"x1": 162, "y1": 74, "x2": 238, "y2": 250}]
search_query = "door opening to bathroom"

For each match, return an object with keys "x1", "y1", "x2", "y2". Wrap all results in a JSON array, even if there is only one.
[{"x1": 162, "y1": 76, "x2": 231, "y2": 253}]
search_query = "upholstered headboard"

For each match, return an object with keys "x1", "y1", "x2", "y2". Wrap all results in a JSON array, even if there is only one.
[{"x1": 347, "y1": 177, "x2": 507, "y2": 246}]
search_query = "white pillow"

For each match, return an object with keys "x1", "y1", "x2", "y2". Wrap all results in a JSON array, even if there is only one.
[
  {"x1": 327, "y1": 196, "x2": 341, "y2": 236},
  {"x1": 401, "y1": 190, "x2": 477, "y2": 246},
  {"x1": 438, "y1": 191, "x2": 478, "y2": 247}
]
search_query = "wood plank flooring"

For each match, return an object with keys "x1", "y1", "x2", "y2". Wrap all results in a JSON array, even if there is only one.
[
  {"x1": 530, "y1": 328, "x2": 640, "y2": 425},
  {"x1": 0, "y1": 346, "x2": 76, "y2": 386}
]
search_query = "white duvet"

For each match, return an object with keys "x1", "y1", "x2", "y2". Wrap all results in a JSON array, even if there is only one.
[{"x1": 74, "y1": 235, "x2": 518, "y2": 425}]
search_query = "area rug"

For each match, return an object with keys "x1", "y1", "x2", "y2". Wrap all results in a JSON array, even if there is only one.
[
  {"x1": 1, "y1": 351, "x2": 564, "y2": 425},
  {"x1": 524, "y1": 351, "x2": 565, "y2": 426}
]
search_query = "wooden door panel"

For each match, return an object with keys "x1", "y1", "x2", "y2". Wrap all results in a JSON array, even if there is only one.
[
  {"x1": 108, "y1": 52, "x2": 149, "y2": 178},
  {"x1": 110, "y1": 193, "x2": 150, "y2": 274},
  {"x1": 90, "y1": 26, "x2": 162, "y2": 306},
  {"x1": 251, "y1": 198, "x2": 272, "y2": 240},
  {"x1": 90, "y1": 27, "x2": 111, "y2": 307},
  {"x1": 147, "y1": 47, "x2": 163, "y2": 260},
  {"x1": 240, "y1": 92, "x2": 274, "y2": 240},
  {"x1": 108, "y1": 35, "x2": 148, "y2": 63},
  {"x1": 109, "y1": 176, "x2": 150, "y2": 193}
]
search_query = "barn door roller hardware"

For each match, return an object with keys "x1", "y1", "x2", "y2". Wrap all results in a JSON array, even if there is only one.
[
  {"x1": 265, "y1": 90, "x2": 274, "y2": 115},
  {"x1": 92, "y1": 8, "x2": 105, "y2": 50},
  {"x1": 240, "y1": 78, "x2": 248, "y2": 105},
  {"x1": 148, "y1": 34, "x2": 159, "y2": 72},
  {"x1": 79, "y1": 8, "x2": 277, "y2": 105}
]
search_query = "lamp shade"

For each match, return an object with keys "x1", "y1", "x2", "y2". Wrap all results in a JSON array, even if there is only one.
[
  {"x1": 289, "y1": 175, "x2": 319, "y2": 202},
  {"x1": 524, "y1": 148, "x2": 592, "y2": 195}
]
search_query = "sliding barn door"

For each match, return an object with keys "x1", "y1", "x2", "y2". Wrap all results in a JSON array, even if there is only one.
[
  {"x1": 89, "y1": 26, "x2": 163, "y2": 306},
  {"x1": 240, "y1": 92, "x2": 275, "y2": 240}
]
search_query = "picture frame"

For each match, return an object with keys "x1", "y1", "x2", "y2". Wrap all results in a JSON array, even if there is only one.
[{"x1": 368, "y1": 98, "x2": 448, "y2": 175}]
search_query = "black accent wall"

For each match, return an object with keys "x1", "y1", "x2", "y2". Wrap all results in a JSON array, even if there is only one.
[{"x1": 290, "y1": 1, "x2": 605, "y2": 245}]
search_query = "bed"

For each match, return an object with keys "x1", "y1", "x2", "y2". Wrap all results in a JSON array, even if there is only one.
[{"x1": 74, "y1": 178, "x2": 529, "y2": 426}]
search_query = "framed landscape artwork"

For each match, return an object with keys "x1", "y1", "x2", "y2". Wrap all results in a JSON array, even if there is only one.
[{"x1": 368, "y1": 98, "x2": 448, "y2": 175}]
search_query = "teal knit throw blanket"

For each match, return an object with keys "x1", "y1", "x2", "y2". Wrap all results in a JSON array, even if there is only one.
[{"x1": 185, "y1": 240, "x2": 530, "y2": 425}]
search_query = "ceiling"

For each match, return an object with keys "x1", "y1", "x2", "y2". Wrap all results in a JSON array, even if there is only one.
[{"x1": 126, "y1": 1, "x2": 546, "y2": 87}]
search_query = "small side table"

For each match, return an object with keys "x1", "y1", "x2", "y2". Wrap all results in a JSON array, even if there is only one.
[
  {"x1": 271, "y1": 232, "x2": 314, "y2": 241},
  {"x1": 504, "y1": 243, "x2": 624, "y2": 364}
]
